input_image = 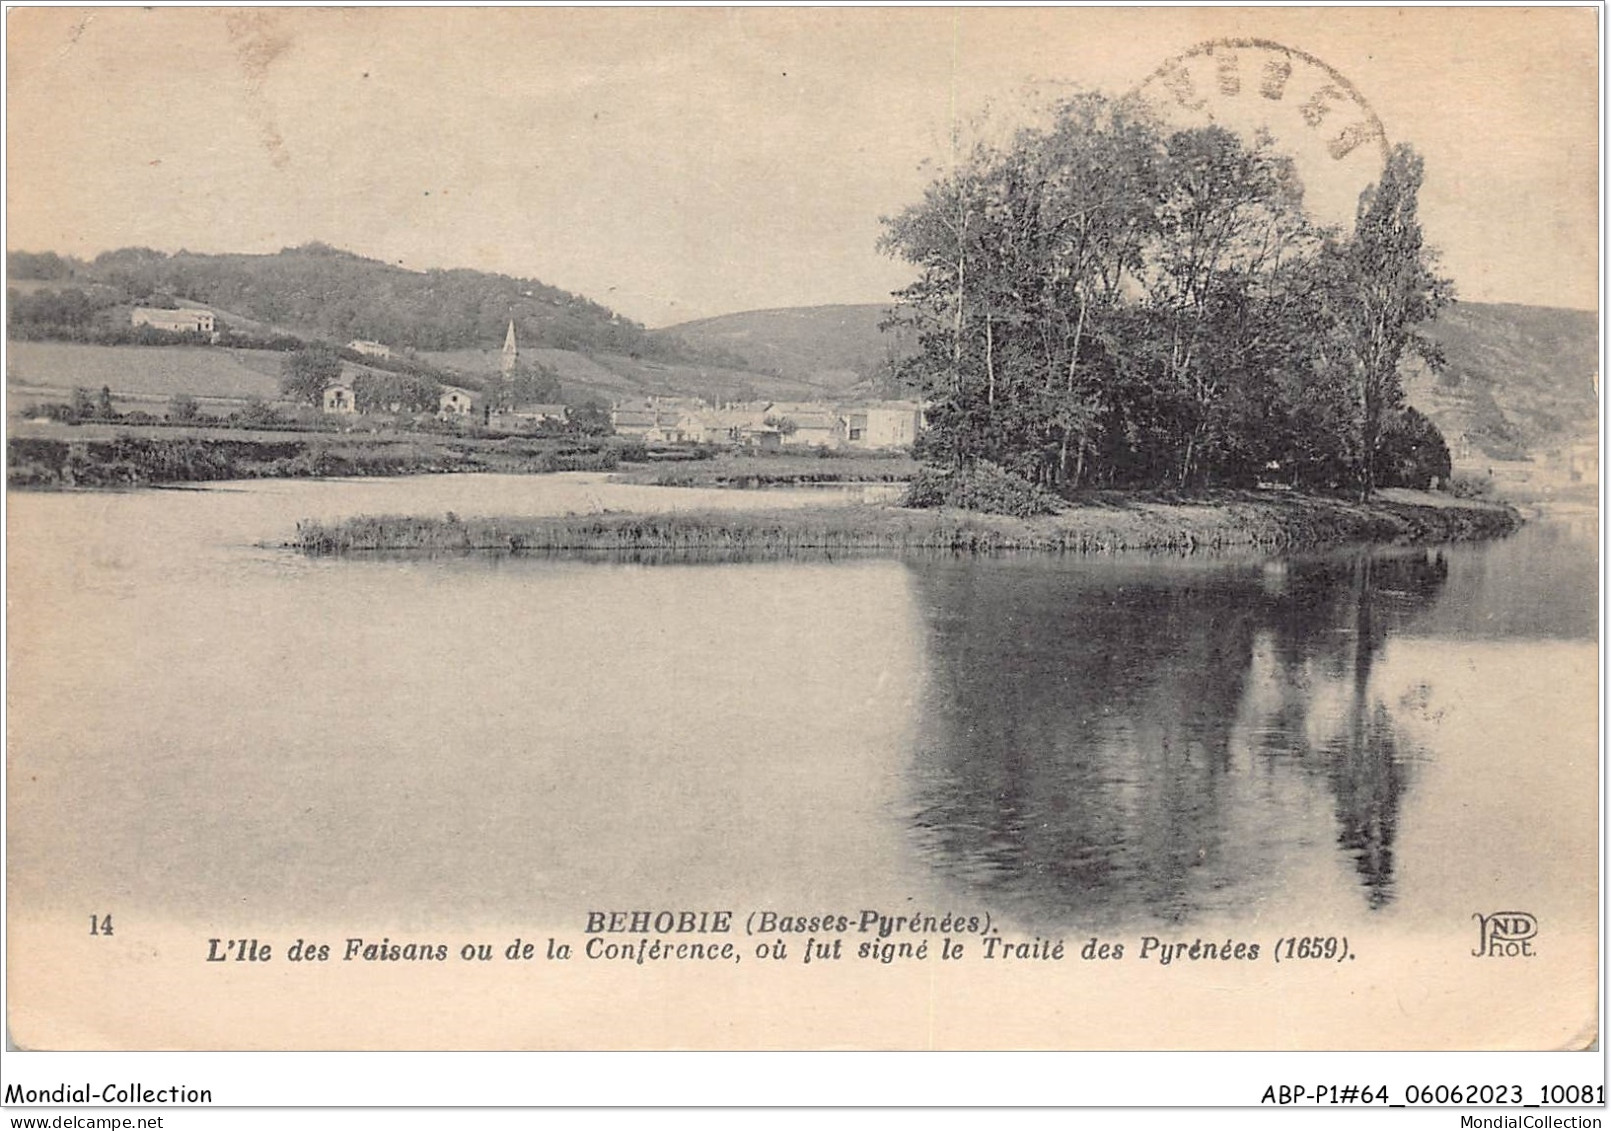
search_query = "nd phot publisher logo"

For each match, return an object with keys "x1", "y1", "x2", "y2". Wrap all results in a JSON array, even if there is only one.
[{"x1": 1471, "y1": 911, "x2": 1538, "y2": 957}]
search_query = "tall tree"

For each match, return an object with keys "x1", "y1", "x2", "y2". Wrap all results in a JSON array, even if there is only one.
[
  {"x1": 879, "y1": 137, "x2": 995, "y2": 405},
  {"x1": 482, "y1": 360, "x2": 562, "y2": 411},
  {"x1": 1139, "y1": 126, "x2": 1315, "y2": 486},
  {"x1": 881, "y1": 94, "x2": 1165, "y2": 486},
  {"x1": 1325, "y1": 145, "x2": 1452, "y2": 499},
  {"x1": 353, "y1": 370, "x2": 441, "y2": 414},
  {"x1": 280, "y1": 345, "x2": 343, "y2": 407}
]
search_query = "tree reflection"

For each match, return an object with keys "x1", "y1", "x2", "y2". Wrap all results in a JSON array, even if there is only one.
[{"x1": 905, "y1": 549, "x2": 1448, "y2": 927}]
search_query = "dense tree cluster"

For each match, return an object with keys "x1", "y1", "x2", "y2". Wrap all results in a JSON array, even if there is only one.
[
  {"x1": 8, "y1": 286, "x2": 120, "y2": 330},
  {"x1": 352, "y1": 370, "x2": 444, "y2": 415},
  {"x1": 881, "y1": 94, "x2": 1452, "y2": 497},
  {"x1": 277, "y1": 345, "x2": 567, "y2": 417},
  {"x1": 280, "y1": 346, "x2": 345, "y2": 407},
  {"x1": 7, "y1": 250, "x2": 76, "y2": 280},
  {"x1": 482, "y1": 361, "x2": 563, "y2": 412},
  {"x1": 14, "y1": 244, "x2": 682, "y2": 361}
]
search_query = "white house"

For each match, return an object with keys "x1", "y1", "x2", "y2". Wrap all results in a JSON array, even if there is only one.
[
  {"x1": 322, "y1": 383, "x2": 356, "y2": 414},
  {"x1": 439, "y1": 386, "x2": 476, "y2": 418},
  {"x1": 862, "y1": 401, "x2": 924, "y2": 449},
  {"x1": 347, "y1": 339, "x2": 392, "y2": 358},
  {"x1": 132, "y1": 307, "x2": 214, "y2": 334}
]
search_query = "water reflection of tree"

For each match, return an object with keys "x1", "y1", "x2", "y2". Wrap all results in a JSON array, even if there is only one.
[
  {"x1": 1325, "y1": 552, "x2": 1446, "y2": 908},
  {"x1": 905, "y1": 549, "x2": 1448, "y2": 927}
]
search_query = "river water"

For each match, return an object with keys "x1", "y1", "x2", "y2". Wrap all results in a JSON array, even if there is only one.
[{"x1": 6, "y1": 475, "x2": 1599, "y2": 945}]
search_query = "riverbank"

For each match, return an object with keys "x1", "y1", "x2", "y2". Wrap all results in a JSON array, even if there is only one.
[
  {"x1": 293, "y1": 488, "x2": 1521, "y2": 555},
  {"x1": 5, "y1": 432, "x2": 922, "y2": 490},
  {"x1": 7, "y1": 433, "x2": 620, "y2": 488}
]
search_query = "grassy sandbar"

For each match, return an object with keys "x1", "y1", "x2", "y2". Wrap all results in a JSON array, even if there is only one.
[{"x1": 293, "y1": 488, "x2": 1520, "y2": 556}]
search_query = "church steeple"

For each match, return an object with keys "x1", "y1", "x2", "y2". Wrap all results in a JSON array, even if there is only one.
[{"x1": 500, "y1": 319, "x2": 519, "y2": 377}]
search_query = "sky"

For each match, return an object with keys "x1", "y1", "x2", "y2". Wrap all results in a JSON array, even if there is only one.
[{"x1": 5, "y1": 6, "x2": 1600, "y2": 327}]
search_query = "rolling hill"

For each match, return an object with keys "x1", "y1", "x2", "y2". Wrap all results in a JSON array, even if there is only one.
[
  {"x1": 7, "y1": 244, "x2": 809, "y2": 407},
  {"x1": 8, "y1": 243, "x2": 726, "y2": 364},
  {"x1": 654, "y1": 305, "x2": 915, "y2": 392},
  {"x1": 1409, "y1": 301, "x2": 1599, "y2": 460}
]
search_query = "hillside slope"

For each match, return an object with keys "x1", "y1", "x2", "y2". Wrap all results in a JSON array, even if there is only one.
[
  {"x1": 1409, "y1": 301, "x2": 1599, "y2": 460},
  {"x1": 414, "y1": 346, "x2": 824, "y2": 404},
  {"x1": 8, "y1": 244, "x2": 805, "y2": 406},
  {"x1": 9, "y1": 244, "x2": 702, "y2": 363},
  {"x1": 655, "y1": 304, "x2": 914, "y2": 391},
  {"x1": 4, "y1": 332, "x2": 833, "y2": 410}
]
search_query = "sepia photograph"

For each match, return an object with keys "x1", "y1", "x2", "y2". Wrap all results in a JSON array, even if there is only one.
[{"x1": 2, "y1": 3, "x2": 1601, "y2": 1096}]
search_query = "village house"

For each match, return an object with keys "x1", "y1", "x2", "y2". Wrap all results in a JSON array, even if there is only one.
[
  {"x1": 610, "y1": 404, "x2": 660, "y2": 439},
  {"x1": 701, "y1": 405, "x2": 770, "y2": 446},
  {"x1": 132, "y1": 306, "x2": 214, "y2": 334},
  {"x1": 859, "y1": 401, "x2": 924, "y2": 449},
  {"x1": 488, "y1": 403, "x2": 569, "y2": 433},
  {"x1": 439, "y1": 385, "x2": 476, "y2": 419},
  {"x1": 347, "y1": 339, "x2": 392, "y2": 358},
  {"x1": 764, "y1": 402, "x2": 843, "y2": 449},
  {"x1": 747, "y1": 422, "x2": 785, "y2": 450},
  {"x1": 666, "y1": 407, "x2": 715, "y2": 443},
  {"x1": 322, "y1": 382, "x2": 356, "y2": 414},
  {"x1": 611, "y1": 398, "x2": 710, "y2": 443},
  {"x1": 607, "y1": 396, "x2": 927, "y2": 451}
]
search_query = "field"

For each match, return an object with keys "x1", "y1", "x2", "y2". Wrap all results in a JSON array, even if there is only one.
[
  {"x1": 7, "y1": 341, "x2": 284, "y2": 403},
  {"x1": 4, "y1": 341, "x2": 436, "y2": 420}
]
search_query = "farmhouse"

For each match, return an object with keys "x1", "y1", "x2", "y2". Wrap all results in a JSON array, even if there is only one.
[
  {"x1": 347, "y1": 339, "x2": 392, "y2": 358},
  {"x1": 322, "y1": 383, "x2": 357, "y2": 414},
  {"x1": 132, "y1": 307, "x2": 214, "y2": 334}
]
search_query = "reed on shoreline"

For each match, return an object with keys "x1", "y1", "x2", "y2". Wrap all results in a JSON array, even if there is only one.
[{"x1": 293, "y1": 490, "x2": 1521, "y2": 556}]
